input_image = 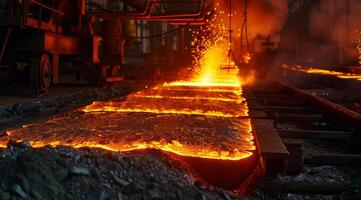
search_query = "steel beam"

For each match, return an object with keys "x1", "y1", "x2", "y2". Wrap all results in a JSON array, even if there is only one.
[{"x1": 252, "y1": 119, "x2": 289, "y2": 176}]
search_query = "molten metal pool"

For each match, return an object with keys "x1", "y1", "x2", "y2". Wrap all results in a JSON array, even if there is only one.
[
  {"x1": 0, "y1": 43, "x2": 258, "y2": 189},
  {"x1": 0, "y1": 80, "x2": 257, "y2": 190},
  {"x1": 1, "y1": 84, "x2": 254, "y2": 159}
]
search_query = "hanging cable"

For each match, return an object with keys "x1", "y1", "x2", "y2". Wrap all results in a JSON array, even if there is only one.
[
  {"x1": 228, "y1": 0, "x2": 233, "y2": 55},
  {"x1": 240, "y1": 0, "x2": 249, "y2": 50},
  {"x1": 226, "y1": 0, "x2": 235, "y2": 70},
  {"x1": 220, "y1": 0, "x2": 236, "y2": 71}
]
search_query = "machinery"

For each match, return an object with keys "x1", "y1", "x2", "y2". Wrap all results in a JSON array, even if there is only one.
[
  {"x1": 0, "y1": 0, "x2": 94, "y2": 94},
  {"x1": 0, "y1": 0, "x2": 209, "y2": 94}
]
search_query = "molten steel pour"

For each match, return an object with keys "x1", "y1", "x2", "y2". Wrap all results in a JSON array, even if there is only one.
[{"x1": 0, "y1": 60, "x2": 255, "y2": 161}]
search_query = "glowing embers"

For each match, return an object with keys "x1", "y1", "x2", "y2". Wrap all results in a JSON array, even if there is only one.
[
  {"x1": 0, "y1": 112, "x2": 255, "y2": 160},
  {"x1": 83, "y1": 86, "x2": 248, "y2": 118},
  {"x1": 283, "y1": 64, "x2": 361, "y2": 81}
]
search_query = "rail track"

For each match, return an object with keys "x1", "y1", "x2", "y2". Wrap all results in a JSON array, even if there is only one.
[{"x1": 246, "y1": 80, "x2": 361, "y2": 169}]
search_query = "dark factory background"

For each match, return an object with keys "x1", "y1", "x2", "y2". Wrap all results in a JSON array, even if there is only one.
[{"x1": 0, "y1": 1, "x2": 360, "y2": 200}]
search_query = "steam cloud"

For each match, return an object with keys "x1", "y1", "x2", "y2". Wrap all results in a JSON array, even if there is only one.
[{"x1": 309, "y1": 0, "x2": 361, "y2": 63}]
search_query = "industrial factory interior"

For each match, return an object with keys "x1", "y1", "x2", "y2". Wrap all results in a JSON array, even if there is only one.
[{"x1": 0, "y1": 0, "x2": 360, "y2": 199}]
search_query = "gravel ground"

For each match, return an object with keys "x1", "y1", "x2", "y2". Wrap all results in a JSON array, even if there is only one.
[
  {"x1": 258, "y1": 165, "x2": 361, "y2": 200},
  {"x1": 1, "y1": 142, "x2": 359, "y2": 200},
  {"x1": 0, "y1": 143, "x2": 247, "y2": 200}
]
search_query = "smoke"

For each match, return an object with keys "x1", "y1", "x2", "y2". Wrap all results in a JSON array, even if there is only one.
[
  {"x1": 309, "y1": 0, "x2": 361, "y2": 63},
  {"x1": 214, "y1": 0, "x2": 288, "y2": 42},
  {"x1": 245, "y1": 0, "x2": 288, "y2": 40}
]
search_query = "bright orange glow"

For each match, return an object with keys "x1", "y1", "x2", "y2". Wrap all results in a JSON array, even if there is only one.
[
  {"x1": 159, "y1": 87, "x2": 242, "y2": 94},
  {"x1": 164, "y1": 80, "x2": 240, "y2": 88},
  {"x1": 14, "y1": 134, "x2": 255, "y2": 160},
  {"x1": 10, "y1": 141, "x2": 254, "y2": 160},
  {"x1": 84, "y1": 105, "x2": 242, "y2": 118},
  {"x1": 0, "y1": 106, "x2": 255, "y2": 160},
  {"x1": 83, "y1": 87, "x2": 249, "y2": 118},
  {"x1": 133, "y1": 94, "x2": 245, "y2": 103},
  {"x1": 283, "y1": 64, "x2": 361, "y2": 81},
  {"x1": 165, "y1": 43, "x2": 252, "y2": 88},
  {"x1": 167, "y1": 43, "x2": 244, "y2": 88}
]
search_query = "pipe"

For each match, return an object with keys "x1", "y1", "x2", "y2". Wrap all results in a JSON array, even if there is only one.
[{"x1": 87, "y1": 0, "x2": 156, "y2": 18}]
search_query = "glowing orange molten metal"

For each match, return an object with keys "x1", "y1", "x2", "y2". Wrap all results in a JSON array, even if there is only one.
[
  {"x1": 0, "y1": 57, "x2": 255, "y2": 161},
  {"x1": 283, "y1": 64, "x2": 361, "y2": 81},
  {"x1": 10, "y1": 118, "x2": 254, "y2": 160},
  {"x1": 0, "y1": 91, "x2": 255, "y2": 160},
  {"x1": 78, "y1": 53, "x2": 254, "y2": 159}
]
